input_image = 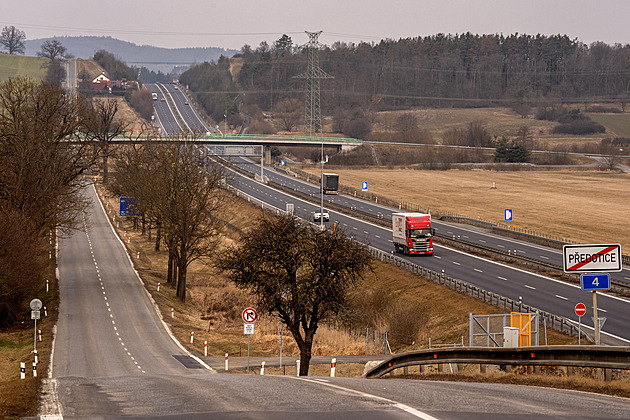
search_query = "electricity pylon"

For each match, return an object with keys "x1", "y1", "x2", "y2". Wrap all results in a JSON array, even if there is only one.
[{"x1": 294, "y1": 31, "x2": 333, "y2": 136}]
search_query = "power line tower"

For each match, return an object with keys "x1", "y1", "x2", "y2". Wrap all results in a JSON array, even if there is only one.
[{"x1": 295, "y1": 31, "x2": 333, "y2": 136}]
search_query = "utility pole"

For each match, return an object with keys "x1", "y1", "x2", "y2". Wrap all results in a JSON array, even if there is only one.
[{"x1": 295, "y1": 31, "x2": 333, "y2": 136}]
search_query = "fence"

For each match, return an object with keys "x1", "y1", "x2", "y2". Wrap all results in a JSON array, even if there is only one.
[
  {"x1": 286, "y1": 166, "x2": 630, "y2": 264},
  {"x1": 368, "y1": 246, "x2": 591, "y2": 343}
]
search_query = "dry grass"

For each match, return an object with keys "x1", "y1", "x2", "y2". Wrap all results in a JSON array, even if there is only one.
[
  {"x1": 374, "y1": 107, "x2": 557, "y2": 140},
  {"x1": 0, "y1": 270, "x2": 58, "y2": 418},
  {"x1": 301, "y1": 167, "x2": 630, "y2": 251}
]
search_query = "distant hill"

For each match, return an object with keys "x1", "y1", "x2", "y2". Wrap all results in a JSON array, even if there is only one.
[{"x1": 24, "y1": 36, "x2": 237, "y2": 74}]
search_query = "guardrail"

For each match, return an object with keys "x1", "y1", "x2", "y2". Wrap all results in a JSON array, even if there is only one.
[
  {"x1": 365, "y1": 345, "x2": 630, "y2": 379},
  {"x1": 367, "y1": 246, "x2": 597, "y2": 343},
  {"x1": 285, "y1": 166, "x2": 630, "y2": 266},
  {"x1": 223, "y1": 163, "x2": 622, "y2": 343}
]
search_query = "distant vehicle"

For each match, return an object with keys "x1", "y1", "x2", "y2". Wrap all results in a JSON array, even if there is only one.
[
  {"x1": 322, "y1": 173, "x2": 339, "y2": 194},
  {"x1": 160, "y1": 97, "x2": 165, "y2": 102},
  {"x1": 392, "y1": 212, "x2": 434, "y2": 255},
  {"x1": 313, "y1": 210, "x2": 329, "y2": 222},
  {"x1": 152, "y1": 92, "x2": 158, "y2": 100},
  {"x1": 174, "y1": 86, "x2": 178, "y2": 90},
  {"x1": 184, "y1": 102, "x2": 189, "y2": 105}
]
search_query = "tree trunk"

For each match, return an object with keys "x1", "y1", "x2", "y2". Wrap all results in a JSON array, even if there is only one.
[
  {"x1": 167, "y1": 250, "x2": 174, "y2": 283},
  {"x1": 176, "y1": 261, "x2": 187, "y2": 302},
  {"x1": 102, "y1": 152, "x2": 109, "y2": 184},
  {"x1": 155, "y1": 227, "x2": 161, "y2": 251},
  {"x1": 141, "y1": 215, "x2": 146, "y2": 235}
]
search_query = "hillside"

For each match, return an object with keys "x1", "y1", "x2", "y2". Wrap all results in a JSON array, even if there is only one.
[
  {"x1": 0, "y1": 53, "x2": 47, "y2": 81},
  {"x1": 24, "y1": 36, "x2": 237, "y2": 74}
]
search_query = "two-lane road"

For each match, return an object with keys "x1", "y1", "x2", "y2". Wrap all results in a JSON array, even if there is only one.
[{"x1": 42, "y1": 182, "x2": 630, "y2": 419}]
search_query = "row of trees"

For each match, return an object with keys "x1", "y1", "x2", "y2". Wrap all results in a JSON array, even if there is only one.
[
  {"x1": 0, "y1": 75, "x2": 136, "y2": 326},
  {"x1": 180, "y1": 33, "x2": 630, "y2": 135},
  {"x1": 108, "y1": 141, "x2": 225, "y2": 302}
]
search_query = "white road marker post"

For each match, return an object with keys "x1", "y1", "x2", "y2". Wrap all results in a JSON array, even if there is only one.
[
  {"x1": 225, "y1": 353, "x2": 229, "y2": 371},
  {"x1": 20, "y1": 362, "x2": 25, "y2": 379},
  {"x1": 190, "y1": 331, "x2": 194, "y2": 344},
  {"x1": 34, "y1": 350, "x2": 38, "y2": 364},
  {"x1": 331, "y1": 358, "x2": 336, "y2": 377},
  {"x1": 204, "y1": 341, "x2": 208, "y2": 357},
  {"x1": 260, "y1": 361, "x2": 265, "y2": 375},
  {"x1": 171, "y1": 308, "x2": 174, "y2": 318},
  {"x1": 157, "y1": 282, "x2": 160, "y2": 292},
  {"x1": 296, "y1": 360, "x2": 301, "y2": 376},
  {"x1": 38, "y1": 330, "x2": 42, "y2": 342},
  {"x1": 32, "y1": 362, "x2": 37, "y2": 377}
]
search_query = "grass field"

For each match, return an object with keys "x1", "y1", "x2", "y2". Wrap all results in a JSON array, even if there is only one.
[
  {"x1": 586, "y1": 113, "x2": 630, "y2": 138},
  {"x1": 0, "y1": 53, "x2": 47, "y2": 81},
  {"x1": 301, "y1": 167, "x2": 630, "y2": 251},
  {"x1": 375, "y1": 107, "x2": 557, "y2": 140}
]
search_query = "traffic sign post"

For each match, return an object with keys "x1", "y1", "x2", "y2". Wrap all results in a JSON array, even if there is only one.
[
  {"x1": 504, "y1": 209, "x2": 513, "y2": 222},
  {"x1": 242, "y1": 308, "x2": 257, "y2": 372},
  {"x1": 242, "y1": 307, "x2": 257, "y2": 323},
  {"x1": 562, "y1": 244, "x2": 622, "y2": 273},
  {"x1": 30, "y1": 299, "x2": 42, "y2": 357},
  {"x1": 575, "y1": 302, "x2": 586, "y2": 345},
  {"x1": 580, "y1": 273, "x2": 611, "y2": 291},
  {"x1": 362, "y1": 181, "x2": 368, "y2": 192}
]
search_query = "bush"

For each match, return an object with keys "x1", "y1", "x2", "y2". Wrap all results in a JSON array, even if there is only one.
[
  {"x1": 552, "y1": 119, "x2": 606, "y2": 135},
  {"x1": 128, "y1": 88, "x2": 154, "y2": 121},
  {"x1": 586, "y1": 105, "x2": 622, "y2": 113}
]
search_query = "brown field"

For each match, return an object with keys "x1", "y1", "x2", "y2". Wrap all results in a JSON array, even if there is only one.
[{"x1": 301, "y1": 167, "x2": 630, "y2": 251}]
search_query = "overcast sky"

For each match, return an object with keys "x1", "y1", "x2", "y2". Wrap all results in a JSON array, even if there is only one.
[{"x1": 4, "y1": 0, "x2": 630, "y2": 51}]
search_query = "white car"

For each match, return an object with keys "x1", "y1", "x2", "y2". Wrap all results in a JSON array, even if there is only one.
[{"x1": 313, "y1": 210, "x2": 329, "y2": 222}]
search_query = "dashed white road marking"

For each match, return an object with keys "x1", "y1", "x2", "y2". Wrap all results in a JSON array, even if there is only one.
[
  {"x1": 555, "y1": 295, "x2": 568, "y2": 300},
  {"x1": 498, "y1": 276, "x2": 508, "y2": 281},
  {"x1": 474, "y1": 268, "x2": 483, "y2": 273},
  {"x1": 525, "y1": 285, "x2": 536, "y2": 290}
]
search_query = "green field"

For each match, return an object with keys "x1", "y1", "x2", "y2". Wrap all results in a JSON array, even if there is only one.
[
  {"x1": 585, "y1": 113, "x2": 630, "y2": 138},
  {"x1": 0, "y1": 53, "x2": 47, "y2": 81}
]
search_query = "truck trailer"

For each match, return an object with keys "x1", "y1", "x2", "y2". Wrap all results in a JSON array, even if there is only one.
[
  {"x1": 392, "y1": 212, "x2": 434, "y2": 255},
  {"x1": 322, "y1": 173, "x2": 339, "y2": 194}
]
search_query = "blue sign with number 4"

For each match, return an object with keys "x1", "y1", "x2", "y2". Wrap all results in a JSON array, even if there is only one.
[{"x1": 581, "y1": 273, "x2": 610, "y2": 291}]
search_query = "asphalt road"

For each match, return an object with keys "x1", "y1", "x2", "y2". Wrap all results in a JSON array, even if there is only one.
[
  {"x1": 40, "y1": 182, "x2": 630, "y2": 419},
  {"x1": 222, "y1": 158, "x2": 630, "y2": 345}
]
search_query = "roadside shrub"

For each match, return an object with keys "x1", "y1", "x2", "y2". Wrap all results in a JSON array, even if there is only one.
[
  {"x1": 552, "y1": 119, "x2": 605, "y2": 135},
  {"x1": 586, "y1": 105, "x2": 622, "y2": 113},
  {"x1": 248, "y1": 119, "x2": 276, "y2": 134}
]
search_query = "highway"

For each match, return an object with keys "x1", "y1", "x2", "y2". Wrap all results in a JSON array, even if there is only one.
[
  {"x1": 41, "y1": 182, "x2": 630, "y2": 419},
  {"x1": 221, "y1": 157, "x2": 630, "y2": 345},
  {"x1": 147, "y1": 91, "x2": 630, "y2": 345}
]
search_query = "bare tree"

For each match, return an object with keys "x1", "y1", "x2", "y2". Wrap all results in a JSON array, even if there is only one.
[
  {"x1": 0, "y1": 25, "x2": 26, "y2": 55},
  {"x1": 37, "y1": 39, "x2": 70, "y2": 61},
  {"x1": 0, "y1": 77, "x2": 95, "y2": 234},
  {"x1": 396, "y1": 113, "x2": 420, "y2": 143},
  {"x1": 110, "y1": 140, "x2": 226, "y2": 301},
  {"x1": 84, "y1": 98, "x2": 129, "y2": 184},
  {"x1": 274, "y1": 98, "x2": 302, "y2": 132},
  {"x1": 217, "y1": 214, "x2": 372, "y2": 375},
  {"x1": 0, "y1": 77, "x2": 95, "y2": 326}
]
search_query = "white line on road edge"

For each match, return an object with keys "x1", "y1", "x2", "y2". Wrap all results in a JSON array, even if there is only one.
[
  {"x1": 92, "y1": 184, "x2": 216, "y2": 373},
  {"x1": 39, "y1": 325, "x2": 63, "y2": 419},
  {"x1": 290, "y1": 376, "x2": 440, "y2": 420}
]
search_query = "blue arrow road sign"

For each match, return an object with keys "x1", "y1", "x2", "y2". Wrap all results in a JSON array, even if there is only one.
[
  {"x1": 581, "y1": 273, "x2": 611, "y2": 291},
  {"x1": 362, "y1": 181, "x2": 368, "y2": 191},
  {"x1": 504, "y1": 209, "x2": 513, "y2": 221}
]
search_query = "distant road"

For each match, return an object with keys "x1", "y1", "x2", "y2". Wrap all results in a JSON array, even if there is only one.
[{"x1": 39, "y1": 182, "x2": 630, "y2": 419}]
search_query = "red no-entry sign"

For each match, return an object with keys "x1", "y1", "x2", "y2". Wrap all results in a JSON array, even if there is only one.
[{"x1": 575, "y1": 303, "x2": 587, "y2": 317}]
